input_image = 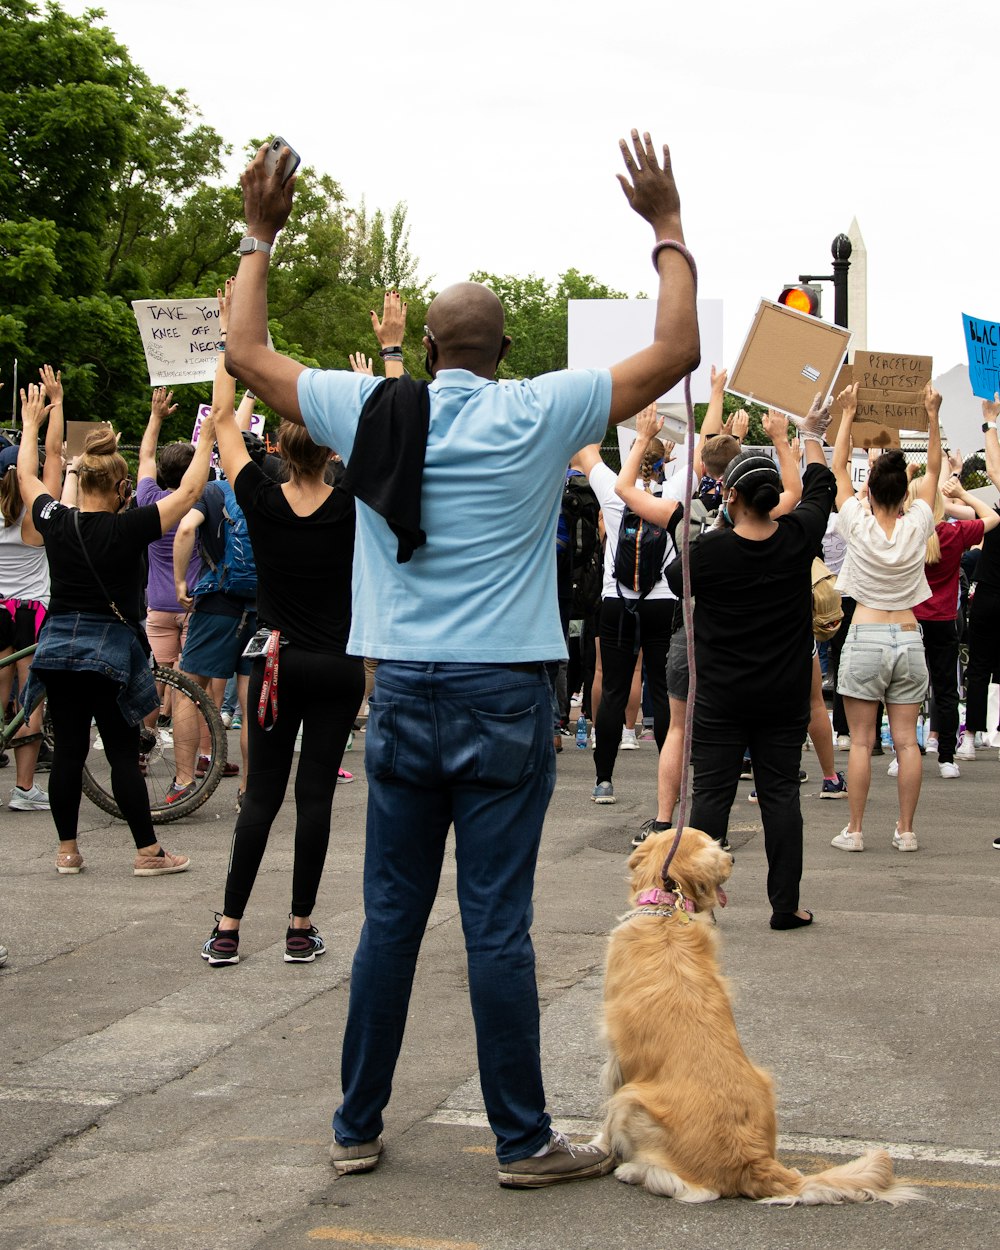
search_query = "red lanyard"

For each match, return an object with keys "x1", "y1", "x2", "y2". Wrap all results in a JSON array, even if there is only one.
[{"x1": 257, "y1": 630, "x2": 281, "y2": 731}]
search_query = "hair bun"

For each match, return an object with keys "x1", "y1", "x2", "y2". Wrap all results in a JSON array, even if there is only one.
[{"x1": 83, "y1": 426, "x2": 118, "y2": 457}]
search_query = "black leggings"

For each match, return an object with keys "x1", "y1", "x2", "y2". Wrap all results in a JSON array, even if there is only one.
[
  {"x1": 594, "y1": 596, "x2": 672, "y2": 782},
  {"x1": 964, "y1": 587, "x2": 1000, "y2": 734},
  {"x1": 40, "y1": 669, "x2": 156, "y2": 849},
  {"x1": 223, "y1": 645, "x2": 365, "y2": 920}
]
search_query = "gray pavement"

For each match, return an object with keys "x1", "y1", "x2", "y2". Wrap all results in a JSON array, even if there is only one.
[{"x1": 1, "y1": 726, "x2": 998, "y2": 1250}]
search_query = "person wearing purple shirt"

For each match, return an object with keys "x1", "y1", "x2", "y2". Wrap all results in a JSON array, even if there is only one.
[{"x1": 136, "y1": 390, "x2": 202, "y2": 712}]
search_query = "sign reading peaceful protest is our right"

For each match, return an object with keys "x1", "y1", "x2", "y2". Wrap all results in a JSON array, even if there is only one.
[
  {"x1": 849, "y1": 351, "x2": 933, "y2": 431},
  {"x1": 963, "y1": 314, "x2": 1000, "y2": 401},
  {"x1": 131, "y1": 298, "x2": 225, "y2": 386}
]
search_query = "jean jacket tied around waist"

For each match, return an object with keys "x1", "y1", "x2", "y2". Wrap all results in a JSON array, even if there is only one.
[{"x1": 23, "y1": 612, "x2": 158, "y2": 727}]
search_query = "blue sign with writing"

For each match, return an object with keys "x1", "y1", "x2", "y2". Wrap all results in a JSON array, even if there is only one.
[{"x1": 963, "y1": 313, "x2": 1000, "y2": 400}]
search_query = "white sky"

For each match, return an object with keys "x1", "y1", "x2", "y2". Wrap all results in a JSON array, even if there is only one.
[{"x1": 61, "y1": 0, "x2": 999, "y2": 376}]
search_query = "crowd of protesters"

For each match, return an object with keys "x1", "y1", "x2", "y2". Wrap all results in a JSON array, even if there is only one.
[{"x1": 2, "y1": 129, "x2": 999, "y2": 1189}]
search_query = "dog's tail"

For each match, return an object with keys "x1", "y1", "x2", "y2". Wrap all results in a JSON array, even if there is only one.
[{"x1": 754, "y1": 1150, "x2": 922, "y2": 1206}]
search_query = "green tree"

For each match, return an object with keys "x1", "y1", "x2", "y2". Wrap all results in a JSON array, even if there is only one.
[{"x1": 470, "y1": 269, "x2": 629, "y2": 379}]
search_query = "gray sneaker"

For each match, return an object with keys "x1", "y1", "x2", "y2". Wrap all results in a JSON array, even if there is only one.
[
  {"x1": 0, "y1": 944, "x2": 8, "y2": 968},
  {"x1": 330, "y1": 1136, "x2": 383, "y2": 1175},
  {"x1": 9, "y1": 784, "x2": 50, "y2": 811},
  {"x1": 498, "y1": 1132, "x2": 615, "y2": 1188},
  {"x1": 591, "y1": 781, "x2": 616, "y2": 805}
]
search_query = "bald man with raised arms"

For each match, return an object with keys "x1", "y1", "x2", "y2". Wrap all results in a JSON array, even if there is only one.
[{"x1": 225, "y1": 130, "x2": 699, "y2": 1188}]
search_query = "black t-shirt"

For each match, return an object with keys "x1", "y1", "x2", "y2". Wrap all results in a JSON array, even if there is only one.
[
  {"x1": 33, "y1": 495, "x2": 162, "y2": 622},
  {"x1": 665, "y1": 463, "x2": 835, "y2": 722},
  {"x1": 970, "y1": 507, "x2": 1000, "y2": 595},
  {"x1": 232, "y1": 461, "x2": 356, "y2": 654}
]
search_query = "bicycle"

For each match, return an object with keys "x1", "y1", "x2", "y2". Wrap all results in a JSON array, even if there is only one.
[{"x1": 0, "y1": 644, "x2": 228, "y2": 822}]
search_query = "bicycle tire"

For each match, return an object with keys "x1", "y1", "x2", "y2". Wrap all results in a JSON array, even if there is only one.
[{"x1": 81, "y1": 667, "x2": 229, "y2": 823}]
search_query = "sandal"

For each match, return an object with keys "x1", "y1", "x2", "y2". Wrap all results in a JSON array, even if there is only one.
[{"x1": 56, "y1": 851, "x2": 84, "y2": 875}]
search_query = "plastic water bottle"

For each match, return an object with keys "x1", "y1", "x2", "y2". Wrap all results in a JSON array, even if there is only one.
[
  {"x1": 916, "y1": 716, "x2": 925, "y2": 748},
  {"x1": 575, "y1": 715, "x2": 588, "y2": 749}
]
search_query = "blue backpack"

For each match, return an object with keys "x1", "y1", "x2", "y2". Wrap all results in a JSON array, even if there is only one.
[{"x1": 193, "y1": 480, "x2": 257, "y2": 601}]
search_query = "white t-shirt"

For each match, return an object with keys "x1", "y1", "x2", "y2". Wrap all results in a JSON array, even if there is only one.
[
  {"x1": 835, "y1": 495, "x2": 934, "y2": 610},
  {"x1": 589, "y1": 461, "x2": 676, "y2": 602}
]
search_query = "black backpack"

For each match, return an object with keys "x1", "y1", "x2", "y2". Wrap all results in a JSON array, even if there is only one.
[
  {"x1": 560, "y1": 474, "x2": 603, "y2": 617},
  {"x1": 613, "y1": 507, "x2": 669, "y2": 599}
]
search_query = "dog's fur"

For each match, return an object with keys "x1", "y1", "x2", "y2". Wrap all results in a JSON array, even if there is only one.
[{"x1": 597, "y1": 828, "x2": 920, "y2": 1205}]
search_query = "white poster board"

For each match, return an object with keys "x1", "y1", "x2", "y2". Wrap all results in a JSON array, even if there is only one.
[
  {"x1": 132, "y1": 298, "x2": 225, "y2": 385},
  {"x1": 567, "y1": 299, "x2": 723, "y2": 405}
]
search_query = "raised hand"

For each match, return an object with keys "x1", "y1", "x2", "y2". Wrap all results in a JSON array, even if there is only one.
[
  {"x1": 762, "y1": 410, "x2": 789, "y2": 444},
  {"x1": 217, "y1": 276, "x2": 236, "y2": 333},
  {"x1": 616, "y1": 130, "x2": 681, "y2": 232},
  {"x1": 791, "y1": 391, "x2": 835, "y2": 443},
  {"x1": 370, "y1": 290, "x2": 408, "y2": 349},
  {"x1": 19, "y1": 383, "x2": 50, "y2": 430},
  {"x1": 924, "y1": 383, "x2": 942, "y2": 421},
  {"x1": 983, "y1": 392, "x2": 1000, "y2": 424},
  {"x1": 39, "y1": 364, "x2": 63, "y2": 405},
  {"x1": 349, "y1": 352, "x2": 374, "y2": 376},
  {"x1": 710, "y1": 364, "x2": 727, "y2": 396},
  {"x1": 240, "y1": 143, "x2": 296, "y2": 244},
  {"x1": 724, "y1": 409, "x2": 750, "y2": 442},
  {"x1": 635, "y1": 402, "x2": 663, "y2": 441},
  {"x1": 942, "y1": 476, "x2": 967, "y2": 501},
  {"x1": 150, "y1": 386, "x2": 178, "y2": 421}
]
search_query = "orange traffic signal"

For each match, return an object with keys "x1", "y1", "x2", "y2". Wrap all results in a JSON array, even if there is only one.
[{"x1": 778, "y1": 284, "x2": 822, "y2": 316}]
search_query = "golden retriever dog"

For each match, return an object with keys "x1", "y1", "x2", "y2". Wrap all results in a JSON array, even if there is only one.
[{"x1": 597, "y1": 827, "x2": 920, "y2": 1205}]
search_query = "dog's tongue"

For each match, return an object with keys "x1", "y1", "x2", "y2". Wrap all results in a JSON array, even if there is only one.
[{"x1": 717, "y1": 888, "x2": 727, "y2": 908}]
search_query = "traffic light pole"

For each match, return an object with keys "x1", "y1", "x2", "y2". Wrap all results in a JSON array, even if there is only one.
[{"x1": 798, "y1": 233, "x2": 852, "y2": 329}]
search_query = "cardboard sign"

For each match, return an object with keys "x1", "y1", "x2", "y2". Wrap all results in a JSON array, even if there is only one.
[
  {"x1": 827, "y1": 365, "x2": 900, "y2": 449},
  {"x1": 132, "y1": 298, "x2": 225, "y2": 385},
  {"x1": 65, "y1": 419, "x2": 113, "y2": 458},
  {"x1": 962, "y1": 313, "x2": 1000, "y2": 401},
  {"x1": 727, "y1": 300, "x2": 851, "y2": 418},
  {"x1": 849, "y1": 351, "x2": 931, "y2": 431}
]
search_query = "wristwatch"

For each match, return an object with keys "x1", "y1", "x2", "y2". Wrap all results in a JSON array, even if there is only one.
[
  {"x1": 982, "y1": 421, "x2": 997, "y2": 433},
  {"x1": 238, "y1": 236, "x2": 272, "y2": 257}
]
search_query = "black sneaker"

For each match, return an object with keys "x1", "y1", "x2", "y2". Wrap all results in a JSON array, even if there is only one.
[
  {"x1": 498, "y1": 1131, "x2": 615, "y2": 1188},
  {"x1": 992, "y1": 835, "x2": 1000, "y2": 850},
  {"x1": 739, "y1": 756, "x2": 753, "y2": 779},
  {"x1": 631, "y1": 817, "x2": 672, "y2": 849},
  {"x1": 201, "y1": 915, "x2": 240, "y2": 966},
  {"x1": 285, "y1": 922, "x2": 326, "y2": 963}
]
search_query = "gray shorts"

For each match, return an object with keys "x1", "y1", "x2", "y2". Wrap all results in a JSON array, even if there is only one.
[
  {"x1": 836, "y1": 623, "x2": 928, "y2": 705},
  {"x1": 666, "y1": 627, "x2": 689, "y2": 702}
]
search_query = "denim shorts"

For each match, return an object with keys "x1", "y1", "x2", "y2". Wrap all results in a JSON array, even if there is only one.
[
  {"x1": 180, "y1": 608, "x2": 256, "y2": 679},
  {"x1": 837, "y1": 623, "x2": 928, "y2": 705}
]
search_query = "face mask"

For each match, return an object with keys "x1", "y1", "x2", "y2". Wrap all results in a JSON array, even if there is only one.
[{"x1": 720, "y1": 504, "x2": 733, "y2": 527}]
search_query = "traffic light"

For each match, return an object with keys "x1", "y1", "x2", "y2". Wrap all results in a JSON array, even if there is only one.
[{"x1": 778, "y1": 283, "x2": 822, "y2": 316}]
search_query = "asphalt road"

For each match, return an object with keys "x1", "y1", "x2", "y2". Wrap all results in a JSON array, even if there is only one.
[{"x1": 1, "y1": 728, "x2": 998, "y2": 1250}]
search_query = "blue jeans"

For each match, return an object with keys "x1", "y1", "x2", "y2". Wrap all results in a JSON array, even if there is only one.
[{"x1": 333, "y1": 661, "x2": 556, "y2": 1163}]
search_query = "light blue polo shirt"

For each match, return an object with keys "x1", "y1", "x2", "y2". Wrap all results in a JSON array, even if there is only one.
[{"x1": 298, "y1": 367, "x2": 611, "y2": 662}]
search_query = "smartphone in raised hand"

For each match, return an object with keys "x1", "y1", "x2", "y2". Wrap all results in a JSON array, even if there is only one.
[{"x1": 264, "y1": 136, "x2": 301, "y2": 184}]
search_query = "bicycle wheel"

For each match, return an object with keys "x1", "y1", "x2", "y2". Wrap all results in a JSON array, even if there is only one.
[{"x1": 81, "y1": 667, "x2": 229, "y2": 823}]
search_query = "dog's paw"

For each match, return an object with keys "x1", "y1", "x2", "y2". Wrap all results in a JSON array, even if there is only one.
[{"x1": 614, "y1": 1161, "x2": 648, "y2": 1186}]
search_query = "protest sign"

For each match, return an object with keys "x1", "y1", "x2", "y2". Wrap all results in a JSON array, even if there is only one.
[
  {"x1": 567, "y1": 298, "x2": 723, "y2": 404},
  {"x1": 962, "y1": 314, "x2": 1000, "y2": 401},
  {"x1": 132, "y1": 298, "x2": 225, "y2": 385},
  {"x1": 191, "y1": 404, "x2": 265, "y2": 445},
  {"x1": 65, "y1": 420, "x2": 113, "y2": 458},
  {"x1": 726, "y1": 300, "x2": 851, "y2": 418},
  {"x1": 827, "y1": 365, "x2": 900, "y2": 449},
  {"x1": 848, "y1": 351, "x2": 931, "y2": 431}
]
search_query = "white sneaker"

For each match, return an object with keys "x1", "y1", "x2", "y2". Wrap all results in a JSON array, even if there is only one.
[
  {"x1": 9, "y1": 784, "x2": 50, "y2": 811},
  {"x1": 831, "y1": 827, "x2": 864, "y2": 852},
  {"x1": 956, "y1": 733, "x2": 976, "y2": 762},
  {"x1": 221, "y1": 711, "x2": 233, "y2": 729},
  {"x1": 887, "y1": 756, "x2": 899, "y2": 778},
  {"x1": 924, "y1": 737, "x2": 939, "y2": 754},
  {"x1": 620, "y1": 728, "x2": 639, "y2": 750},
  {"x1": 157, "y1": 727, "x2": 174, "y2": 748},
  {"x1": 893, "y1": 827, "x2": 919, "y2": 852},
  {"x1": 835, "y1": 734, "x2": 851, "y2": 751},
  {"x1": 92, "y1": 735, "x2": 104, "y2": 751},
  {"x1": 589, "y1": 729, "x2": 596, "y2": 750},
  {"x1": 939, "y1": 761, "x2": 960, "y2": 779},
  {"x1": 975, "y1": 731, "x2": 990, "y2": 750}
]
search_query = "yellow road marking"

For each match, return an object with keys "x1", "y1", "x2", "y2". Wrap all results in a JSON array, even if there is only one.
[{"x1": 308, "y1": 1231, "x2": 480, "y2": 1249}]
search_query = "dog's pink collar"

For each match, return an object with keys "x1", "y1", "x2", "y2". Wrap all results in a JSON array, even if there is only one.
[{"x1": 637, "y1": 887, "x2": 693, "y2": 911}]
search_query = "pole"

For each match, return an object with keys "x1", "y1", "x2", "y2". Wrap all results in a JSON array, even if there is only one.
[{"x1": 831, "y1": 234, "x2": 852, "y2": 329}]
